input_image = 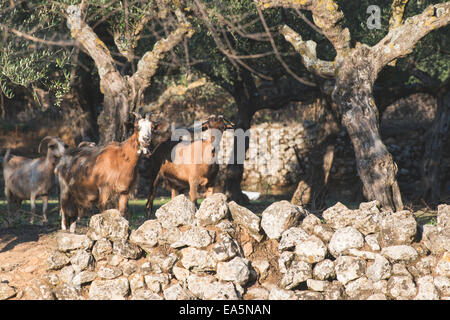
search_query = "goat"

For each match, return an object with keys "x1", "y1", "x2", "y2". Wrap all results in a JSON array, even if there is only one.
[
  {"x1": 57, "y1": 113, "x2": 169, "y2": 232},
  {"x1": 144, "y1": 115, "x2": 234, "y2": 217},
  {"x1": 3, "y1": 136, "x2": 68, "y2": 224}
]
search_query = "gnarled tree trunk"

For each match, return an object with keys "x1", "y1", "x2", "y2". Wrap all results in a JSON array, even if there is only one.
[{"x1": 333, "y1": 46, "x2": 403, "y2": 212}]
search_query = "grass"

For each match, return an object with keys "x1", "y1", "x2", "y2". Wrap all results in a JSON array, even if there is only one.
[
  {"x1": 0, "y1": 195, "x2": 439, "y2": 231},
  {"x1": 0, "y1": 196, "x2": 280, "y2": 231}
]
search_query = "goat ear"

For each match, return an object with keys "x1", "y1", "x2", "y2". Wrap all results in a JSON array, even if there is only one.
[{"x1": 38, "y1": 136, "x2": 53, "y2": 154}]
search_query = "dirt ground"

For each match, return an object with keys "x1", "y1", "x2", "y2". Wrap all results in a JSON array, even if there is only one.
[{"x1": 0, "y1": 224, "x2": 59, "y2": 299}]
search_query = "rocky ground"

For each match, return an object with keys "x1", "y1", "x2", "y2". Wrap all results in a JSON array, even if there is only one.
[{"x1": 0, "y1": 194, "x2": 449, "y2": 300}]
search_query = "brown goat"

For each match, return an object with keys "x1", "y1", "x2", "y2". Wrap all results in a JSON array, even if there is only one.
[
  {"x1": 3, "y1": 136, "x2": 68, "y2": 224},
  {"x1": 145, "y1": 115, "x2": 234, "y2": 216},
  {"x1": 57, "y1": 113, "x2": 169, "y2": 232}
]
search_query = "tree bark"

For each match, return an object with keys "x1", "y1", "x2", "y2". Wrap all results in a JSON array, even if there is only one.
[
  {"x1": 333, "y1": 46, "x2": 403, "y2": 212},
  {"x1": 66, "y1": 4, "x2": 194, "y2": 144}
]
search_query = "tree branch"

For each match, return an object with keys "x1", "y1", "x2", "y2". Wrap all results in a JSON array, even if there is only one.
[
  {"x1": 255, "y1": 0, "x2": 351, "y2": 58},
  {"x1": 372, "y1": 2, "x2": 450, "y2": 71},
  {"x1": 280, "y1": 25, "x2": 335, "y2": 78},
  {"x1": 66, "y1": 4, "x2": 123, "y2": 95},
  {"x1": 139, "y1": 78, "x2": 207, "y2": 113},
  {"x1": 130, "y1": 8, "x2": 194, "y2": 89}
]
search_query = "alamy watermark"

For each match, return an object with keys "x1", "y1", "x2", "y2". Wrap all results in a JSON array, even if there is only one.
[
  {"x1": 167, "y1": 120, "x2": 282, "y2": 167},
  {"x1": 367, "y1": 5, "x2": 381, "y2": 29}
]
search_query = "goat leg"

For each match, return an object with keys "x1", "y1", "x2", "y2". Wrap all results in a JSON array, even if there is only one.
[
  {"x1": 30, "y1": 193, "x2": 37, "y2": 224},
  {"x1": 118, "y1": 193, "x2": 129, "y2": 219},
  {"x1": 188, "y1": 178, "x2": 200, "y2": 208},
  {"x1": 42, "y1": 195, "x2": 48, "y2": 223},
  {"x1": 5, "y1": 188, "x2": 13, "y2": 225}
]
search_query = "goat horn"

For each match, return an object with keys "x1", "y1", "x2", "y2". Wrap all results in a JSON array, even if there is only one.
[{"x1": 38, "y1": 136, "x2": 53, "y2": 154}]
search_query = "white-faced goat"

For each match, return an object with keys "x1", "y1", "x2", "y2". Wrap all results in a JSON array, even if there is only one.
[
  {"x1": 3, "y1": 136, "x2": 68, "y2": 224},
  {"x1": 56, "y1": 113, "x2": 168, "y2": 232}
]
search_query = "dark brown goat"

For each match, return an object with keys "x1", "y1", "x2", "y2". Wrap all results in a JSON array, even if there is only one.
[
  {"x1": 144, "y1": 115, "x2": 233, "y2": 216},
  {"x1": 3, "y1": 136, "x2": 68, "y2": 224},
  {"x1": 57, "y1": 113, "x2": 168, "y2": 232}
]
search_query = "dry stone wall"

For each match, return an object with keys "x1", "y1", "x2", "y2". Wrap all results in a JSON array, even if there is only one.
[{"x1": 5, "y1": 195, "x2": 449, "y2": 300}]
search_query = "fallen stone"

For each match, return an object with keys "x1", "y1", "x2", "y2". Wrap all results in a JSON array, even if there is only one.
[
  {"x1": 46, "y1": 250, "x2": 70, "y2": 271},
  {"x1": 203, "y1": 281, "x2": 240, "y2": 300},
  {"x1": 365, "y1": 234, "x2": 381, "y2": 251},
  {"x1": 366, "y1": 293, "x2": 387, "y2": 300},
  {"x1": 312, "y1": 224, "x2": 334, "y2": 243},
  {"x1": 180, "y1": 247, "x2": 217, "y2": 272},
  {"x1": 437, "y1": 204, "x2": 450, "y2": 230},
  {"x1": 345, "y1": 277, "x2": 374, "y2": 300},
  {"x1": 381, "y1": 245, "x2": 418, "y2": 262},
  {"x1": 178, "y1": 226, "x2": 215, "y2": 248},
  {"x1": 379, "y1": 210, "x2": 417, "y2": 246},
  {"x1": 144, "y1": 274, "x2": 170, "y2": 293},
  {"x1": 295, "y1": 290, "x2": 324, "y2": 300},
  {"x1": 72, "y1": 270, "x2": 97, "y2": 286},
  {"x1": 211, "y1": 233, "x2": 239, "y2": 262},
  {"x1": 414, "y1": 276, "x2": 439, "y2": 300},
  {"x1": 216, "y1": 257, "x2": 251, "y2": 286},
  {"x1": 59, "y1": 266, "x2": 75, "y2": 284},
  {"x1": 313, "y1": 259, "x2": 335, "y2": 281},
  {"x1": 434, "y1": 276, "x2": 450, "y2": 297},
  {"x1": 295, "y1": 235, "x2": 327, "y2": 263},
  {"x1": 56, "y1": 232, "x2": 93, "y2": 252},
  {"x1": 92, "y1": 238, "x2": 113, "y2": 261},
  {"x1": 278, "y1": 251, "x2": 295, "y2": 274},
  {"x1": 322, "y1": 202, "x2": 354, "y2": 229},
  {"x1": 112, "y1": 240, "x2": 142, "y2": 260},
  {"x1": 387, "y1": 276, "x2": 417, "y2": 299},
  {"x1": 70, "y1": 250, "x2": 93, "y2": 273},
  {"x1": 195, "y1": 193, "x2": 229, "y2": 226},
  {"x1": 261, "y1": 201, "x2": 305, "y2": 240},
  {"x1": 129, "y1": 273, "x2": 145, "y2": 293},
  {"x1": 163, "y1": 283, "x2": 195, "y2": 300},
  {"x1": 422, "y1": 225, "x2": 450, "y2": 255},
  {"x1": 88, "y1": 277, "x2": 129, "y2": 300},
  {"x1": 172, "y1": 267, "x2": 190, "y2": 286},
  {"x1": 328, "y1": 227, "x2": 364, "y2": 257},
  {"x1": 300, "y1": 214, "x2": 321, "y2": 234},
  {"x1": 307, "y1": 279, "x2": 327, "y2": 292},
  {"x1": 229, "y1": 201, "x2": 263, "y2": 241},
  {"x1": 334, "y1": 256, "x2": 366, "y2": 285},
  {"x1": 129, "y1": 220, "x2": 162, "y2": 252},
  {"x1": 245, "y1": 286, "x2": 269, "y2": 300},
  {"x1": 53, "y1": 284, "x2": 83, "y2": 300},
  {"x1": 268, "y1": 287, "x2": 298, "y2": 300},
  {"x1": 281, "y1": 260, "x2": 312, "y2": 290},
  {"x1": 366, "y1": 254, "x2": 391, "y2": 281},
  {"x1": 187, "y1": 274, "x2": 216, "y2": 299},
  {"x1": 434, "y1": 251, "x2": 450, "y2": 277},
  {"x1": 155, "y1": 195, "x2": 196, "y2": 229},
  {"x1": 323, "y1": 281, "x2": 344, "y2": 300},
  {"x1": 121, "y1": 260, "x2": 138, "y2": 276},
  {"x1": 278, "y1": 227, "x2": 309, "y2": 251},
  {"x1": 147, "y1": 253, "x2": 178, "y2": 274},
  {"x1": 0, "y1": 283, "x2": 16, "y2": 300},
  {"x1": 97, "y1": 266, "x2": 123, "y2": 279},
  {"x1": 87, "y1": 209, "x2": 129, "y2": 241}
]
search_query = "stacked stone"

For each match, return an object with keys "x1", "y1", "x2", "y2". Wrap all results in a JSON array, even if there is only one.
[
  {"x1": 217, "y1": 122, "x2": 316, "y2": 190},
  {"x1": 255, "y1": 201, "x2": 450, "y2": 300},
  {"x1": 20, "y1": 197, "x2": 450, "y2": 300}
]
